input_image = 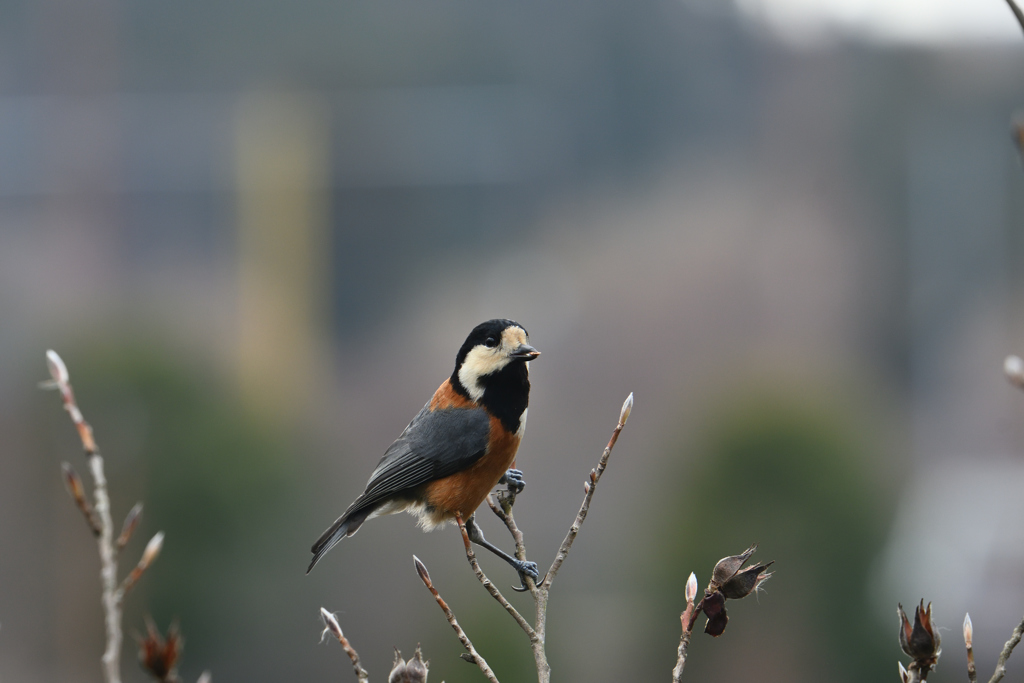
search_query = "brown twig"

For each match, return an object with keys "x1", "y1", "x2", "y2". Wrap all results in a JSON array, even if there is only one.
[
  {"x1": 487, "y1": 494, "x2": 533, "y2": 596},
  {"x1": 988, "y1": 614, "x2": 1024, "y2": 683},
  {"x1": 319, "y1": 608, "x2": 370, "y2": 683},
  {"x1": 543, "y1": 393, "x2": 631, "y2": 590},
  {"x1": 121, "y1": 532, "x2": 164, "y2": 596},
  {"x1": 672, "y1": 572, "x2": 699, "y2": 682},
  {"x1": 965, "y1": 613, "x2": 977, "y2": 683},
  {"x1": 62, "y1": 462, "x2": 101, "y2": 535},
  {"x1": 454, "y1": 513, "x2": 537, "y2": 640},
  {"x1": 45, "y1": 350, "x2": 165, "y2": 683},
  {"x1": 413, "y1": 555, "x2": 499, "y2": 683},
  {"x1": 479, "y1": 393, "x2": 632, "y2": 683},
  {"x1": 46, "y1": 350, "x2": 124, "y2": 683}
]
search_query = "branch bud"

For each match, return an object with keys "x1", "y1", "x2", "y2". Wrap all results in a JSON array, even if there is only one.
[
  {"x1": 619, "y1": 392, "x2": 634, "y2": 426},
  {"x1": 117, "y1": 503, "x2": 143, "y2": 550},
  {"x1": 141, "y1": 531, "x2": 164, "y2": 568},
  {"x1": 61, "y1": 462, "x2": 100, "y2": 535},
  {"x1": 196, "y1": 672, "x2": 211, "y2": 683},
  {"x1": 964, "y1": 612, "x2": 973, "y2": 648},
  {"x1": 685, "y1": 572, "x2": 698, "y2": 604},
  {"x1": 319, "y1": 607, "x2": 343, "y2": 643},
  {"x1": 413, "y1": 555, "x2": 432, "y2": 588},
  {"x1": 46, "y1": 349, "x2": 69, "y2": 386}
]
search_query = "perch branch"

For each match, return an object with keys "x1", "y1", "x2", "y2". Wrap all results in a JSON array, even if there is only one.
[
  {"x1": 320, "y1": 608, "x2": 370, "y2": 683},
  {"x1": 413, "y1": 556, "x2": 499, "y2": 683},
  {"x1": 455, "y1": 513, "x2": 537, "y2": 640}
]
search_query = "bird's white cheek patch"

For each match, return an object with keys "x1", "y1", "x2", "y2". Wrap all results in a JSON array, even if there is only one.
[{"x1": 458, "y1": 346, "x2": 510, "y2": 401}]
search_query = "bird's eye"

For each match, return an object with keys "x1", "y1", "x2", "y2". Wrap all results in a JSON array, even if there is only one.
[{"x1": 484, "y1": 337, "x2": 498, "y2": 348}]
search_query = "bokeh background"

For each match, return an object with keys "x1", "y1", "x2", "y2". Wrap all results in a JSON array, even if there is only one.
[{"x1": 3, "y1": 1, "x2": 1024, "y2": 681}]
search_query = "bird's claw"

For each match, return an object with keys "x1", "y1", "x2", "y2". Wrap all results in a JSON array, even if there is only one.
[
  {"x1": 500, "y1": 468, "x2": 526, "y2": 494},
  {"x1": 511, "y1": 559, "x2": 539, "y2": 592}
]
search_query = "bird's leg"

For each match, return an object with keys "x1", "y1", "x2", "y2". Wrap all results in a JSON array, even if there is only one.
[
  {"x1": 498, "y1": 468, "x2": 525, "y2": 494},
  {"x1": 464, "y1": 513, "x2": 538, "y2": 591}
]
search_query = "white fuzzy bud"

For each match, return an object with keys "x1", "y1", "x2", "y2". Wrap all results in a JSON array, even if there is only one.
[
  {"x1": 320, "y1": 607, "x2": 343, "y2": 643},
  {"x1": 619, "y1": 392, "x2": 634, "y2": 426},
  {"x1": 685, "y1": 572, "x2": 698, "y2": 603},
  {"x1": 46, "y1": 349, "x2": 69, "y2": 386},
  {"x1": 964, "y1": 612, "x2": 973, "y2": 647},
  {"x1": 140, "y1": 531, "x2": 164, "y2": 568}
]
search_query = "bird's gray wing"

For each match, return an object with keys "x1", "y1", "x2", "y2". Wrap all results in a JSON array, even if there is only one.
[
  {"x1": 308, "y1": 403, "x2": 491, "y2": 571},
  {"x1": 354, "y1": 403, "x2": 492, "y2": 510}
]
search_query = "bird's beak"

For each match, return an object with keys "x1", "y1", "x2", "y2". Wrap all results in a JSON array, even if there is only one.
[{"x1": 510, "y1": 344, "x2": 540, "y2": 360}]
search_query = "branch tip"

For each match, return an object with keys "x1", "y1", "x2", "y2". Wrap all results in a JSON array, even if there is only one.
[
  {"x1": 46, "y1": 349, "x2": 69, "y2": 385},
  {"x1": 117, "y1": 503, "x2": 143, "y2": 550},
  {"x1": 619, "y1": 392, "x2": 633, "y2": 426},
  {"x1": 685, "y1": 572, "x2": 698, "y2": 604},
  {"x1": 413, "y1": 555, "x2": 432, "y2": 587}
]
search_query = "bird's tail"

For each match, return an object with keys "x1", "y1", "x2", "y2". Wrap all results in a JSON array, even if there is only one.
[{"x1": 307, "y1": 508, "x2": 370, "y2": 573}]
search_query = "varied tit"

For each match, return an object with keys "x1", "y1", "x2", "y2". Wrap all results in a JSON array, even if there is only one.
[{"x1": 308, "y1": 319, "x2": 541, "y2": 586}]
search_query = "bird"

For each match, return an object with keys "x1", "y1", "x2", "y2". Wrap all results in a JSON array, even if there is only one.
[{"x1": 308, "y1": 319, "x2": 541, "y2": 585}]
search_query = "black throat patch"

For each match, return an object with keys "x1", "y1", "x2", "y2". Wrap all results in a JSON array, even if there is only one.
[{"x1": 477, "y1": 360, "x2": 530, "y2": 434}]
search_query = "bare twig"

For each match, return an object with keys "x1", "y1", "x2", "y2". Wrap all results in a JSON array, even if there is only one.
[
  {"x1": 543, "y1": 392, "x2": 632, "y2": 589},
  {"x1": 62, "y1": 462, "x2": 101, "y2": 535},
  {"x1": 672, "y1": 572, "x2": 699, "y2": 683},
  {"x1": 413, "y1": 555, "x2": 500, "y2": 683},
  {"x1": 121, "y1": 532, "x2": 164, "y2": 596},
  {"x1": 117, "y1": 503, "x2": 143, "y2": 550},
  {"x1": 454, "y1": 513, "x2": 537, "y2": 640},
  {"x1": 487, "y1": 494, "x2": 533, "y2": 596},
  {"x1": 478, "y1": 393, "x2": 632, "y2": 683},
  {"x1": 45, "y1": 350, "x2": 165, "y2": 683},
  {"x1": 988, "y1": 614, "x2": 1024, "y2": 683},
  {"x1": 320, "y1": 608, "x2": 370, "y2": 683},
  {"x1": 966, "y1": 613, "x2": 977, "y2": 683},
  {"x1": 45, "y1": 350, "x2": 124, "y2": 683}
]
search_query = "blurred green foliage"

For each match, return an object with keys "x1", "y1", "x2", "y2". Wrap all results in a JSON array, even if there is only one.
[{"x1": 651, "y1": 390, "x2": 896, "y2": 681}]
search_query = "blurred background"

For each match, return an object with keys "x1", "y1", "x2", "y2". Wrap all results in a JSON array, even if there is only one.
[{"x1": 3, "y1": 0, "x2": 1024, "y2": 681}]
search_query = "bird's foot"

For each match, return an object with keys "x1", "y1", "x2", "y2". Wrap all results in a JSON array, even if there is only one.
[
  {"x1": 511, "y1": 559, "x2": 540, "y2": 592},
  {"x1": 499, "y1": 468, "x2": 525, "y2": 494}
]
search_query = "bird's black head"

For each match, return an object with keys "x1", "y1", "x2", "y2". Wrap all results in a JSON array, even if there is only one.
[{"x1": 451, "y1": 319, "x2": 539, "y2": 431}]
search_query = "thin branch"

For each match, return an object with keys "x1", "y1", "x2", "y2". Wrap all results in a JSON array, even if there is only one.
[
  {"x1": 121, "y1": 532, "x2": 164, "y2": 596},
  {"x1": 487, "y1": 494, "x2": 535, "y2": 597},
  {"x1": 1005, "y1": 0, "x2": 1024, "y2": 35},
  {"x1": 966, "y1": 613, "x2": 977, "y2": 683},
  {"x1": 61, "y1": 462, "x2": 101, "y2": 535},
  {"x1": 543, "y1": 392, "x2": 631, "y2": 589},
  {"x1": 45, "y1": 350, "x2": 124, "y2": 683},
  {"x1": 672, "y1": 573, "x2": 698, "y2": 682},
  {"x1": 413, "y1": 555, "x2": 500, "y2": 683},
  {"x1": 454, "y1": 514, "x2": 537, "y2": 641},
  {"x1": 988, "y1": 615, "x2": 1024, "y2": 683},
  {"x1": 319, "y1": 608, "x2": 370, "y2": 683}
]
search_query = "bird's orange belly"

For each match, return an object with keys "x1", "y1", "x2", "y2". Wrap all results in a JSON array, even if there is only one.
[{"x1": 423, "y1": 416, "x2": 520, "y2": 518}]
